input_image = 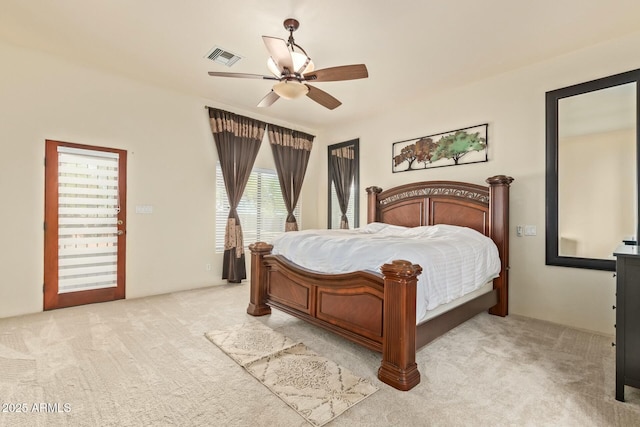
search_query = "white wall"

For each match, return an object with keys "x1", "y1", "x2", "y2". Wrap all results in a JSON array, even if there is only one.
[
  {"x1": 315, "y1": 32, "x2": 640, "y2": 335},
  {"x1": 0, "y1": 41, "x2": 318, "y2": 318}
]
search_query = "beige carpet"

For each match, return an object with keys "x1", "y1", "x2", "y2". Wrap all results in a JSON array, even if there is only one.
[
  {"x1": 1, "y1": 283, "x2": 640, "y2": 426},
  {"x1": 205, "y1": 321, "x2": 378, "y2": 426}
]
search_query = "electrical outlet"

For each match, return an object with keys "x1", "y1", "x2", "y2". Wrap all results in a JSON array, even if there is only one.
[
  {"x1": 205, "y1": 263, "x2": 212, "y2": 271},
  {"x1": 516, "y1": 226, "x2": 523, "y2": 237}
]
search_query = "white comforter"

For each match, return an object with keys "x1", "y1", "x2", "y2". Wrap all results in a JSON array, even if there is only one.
[{"x1": 271, "y1": 222, "x2": 500, "y2": 322}]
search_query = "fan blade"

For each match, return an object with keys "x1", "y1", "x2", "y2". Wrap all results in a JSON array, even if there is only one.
[
  {"x1": 208, "y1": 71, "x2": 278, "y2": 80},
  {"x1": 262, "y1": 36, "x2": 294, "y2": 74},
  {"x1": 257, "y1": 90, "x2": 280, "y2": 108},
  {"x1": 305, "y1": 84, "x2": 342, "y2": 110},
  {"x1": 303, "y1": 64, "x2": 368, "y2": 82}
]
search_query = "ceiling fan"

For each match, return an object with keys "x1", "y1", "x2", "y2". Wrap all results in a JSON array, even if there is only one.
[{"x1": 207, "y1": 18, "x2": 368, "y2": 110}]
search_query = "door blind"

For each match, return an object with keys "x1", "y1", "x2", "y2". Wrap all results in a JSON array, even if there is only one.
[{"x1": 57, "y1": 146, "x2": 120, "y2": 294}]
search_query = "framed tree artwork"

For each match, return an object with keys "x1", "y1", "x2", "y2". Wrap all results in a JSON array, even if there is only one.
[{"x1": 392, "y1": 124, "x2": 488, "y2": 173}]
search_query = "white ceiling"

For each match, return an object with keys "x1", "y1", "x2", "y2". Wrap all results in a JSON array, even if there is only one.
[{"x1": 2, "y1": 0, "x2": 640, "y2": 130}]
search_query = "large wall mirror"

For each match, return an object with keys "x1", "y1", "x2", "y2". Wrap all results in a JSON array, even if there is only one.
[
  {"x1": 546, "y1": 69, "x2": 640, "y2": 271},
  {"x1": 327, "y1": 139, "x2": 359, "y2": 229}
]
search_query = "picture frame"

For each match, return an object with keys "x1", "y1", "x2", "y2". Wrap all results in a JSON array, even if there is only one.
[{"x1": 392, "y1": 123, "x2": 488, "y2": 173}]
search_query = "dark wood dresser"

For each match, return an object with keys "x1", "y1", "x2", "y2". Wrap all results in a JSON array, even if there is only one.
[{"x1": 614, "y1": 244, "x2": 640, "y2": 401}]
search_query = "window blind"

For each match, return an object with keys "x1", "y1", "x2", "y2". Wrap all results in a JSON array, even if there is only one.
[{"x1": 216, "y1": 165, "x2": 301, "y2": 252}]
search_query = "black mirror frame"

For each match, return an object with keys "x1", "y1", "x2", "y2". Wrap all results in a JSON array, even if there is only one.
[
  {"x1": 327, "y1": 139, "x2": 360, "y2": 229},
  {"x1": 546, "y1": 68, "x2": 640, "y2": 271}
]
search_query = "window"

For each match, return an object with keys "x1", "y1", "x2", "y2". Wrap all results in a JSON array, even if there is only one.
[{"x1": 215, "y1": 164, "x2": 301, "y2": 252}]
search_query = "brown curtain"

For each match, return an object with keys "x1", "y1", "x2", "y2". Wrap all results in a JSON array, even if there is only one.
[
  {"x1": 329, "y1": 146, "x2": 356, "y2": 229},
  {"x1": 267, "y1": 124, "x2": 315, "y2": 231},
  {"x1": 209, "y1": 108, "x2": 266, "y2": 283}
]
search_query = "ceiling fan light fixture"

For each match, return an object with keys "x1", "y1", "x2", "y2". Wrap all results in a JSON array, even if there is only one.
[
  {"x1": 292, "y1": 51, "x2": 314, "y2": 74},
  {"x1": 266, "y1": 58, "x2": 280, "y2": 77},
  {"x1": 272, "y1": 81, "x2": 309, "y2": 99},
  {"x1": 267, "y1": 52, "x2": 314, "y2": 76}
]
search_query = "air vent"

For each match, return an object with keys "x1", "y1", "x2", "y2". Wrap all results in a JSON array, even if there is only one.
[{"x1": 205, "y1": 46, "x2": 242, "y2": 67}]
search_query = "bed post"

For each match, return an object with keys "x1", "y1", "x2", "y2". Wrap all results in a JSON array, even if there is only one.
[
  {"x1": 486, "y1": 175, "x2": 514, "y2": 317},
  {"x1": 366, "y1": 186, "x2": 382, "y2": 223},
  {"x1": 247, "y1": 242, "x2": 273, "y2": 316},
  {"x1": 378, "y1": 260, "x2": 422, "y2": 391}
]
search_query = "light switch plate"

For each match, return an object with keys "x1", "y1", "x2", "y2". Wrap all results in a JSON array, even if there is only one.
[
  {"x1": 524, "y1": 225, "x2": 537, "y2": 236},
  {"x1": 135, "y1": 205, "x2": 153, "y2": 214}
]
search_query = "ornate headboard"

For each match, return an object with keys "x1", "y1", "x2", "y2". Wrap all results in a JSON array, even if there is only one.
[{"x1": 366, "y1": 175, "x2": 512, "y2": 236}]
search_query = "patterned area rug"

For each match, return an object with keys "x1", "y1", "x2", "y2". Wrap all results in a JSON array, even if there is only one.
[{"x1": 205, "y1": 321, "x2": 378, "y2": 426}]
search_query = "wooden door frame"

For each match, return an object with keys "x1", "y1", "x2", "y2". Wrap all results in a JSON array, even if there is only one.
[{"x1": 44, "y1": 140, "x2": 127, "y2": 310}]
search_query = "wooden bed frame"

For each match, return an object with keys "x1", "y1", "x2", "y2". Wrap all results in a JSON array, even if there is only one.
[{"x1": 247, "y1": 175, "x2": 513, "y2": 391}]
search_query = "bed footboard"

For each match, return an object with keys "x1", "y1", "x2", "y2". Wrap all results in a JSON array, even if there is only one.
[{"x1": 247, "y1": 243, "x2": 422, "y2": 391}]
